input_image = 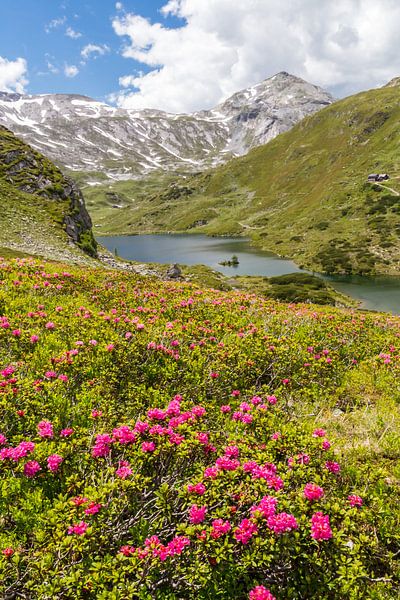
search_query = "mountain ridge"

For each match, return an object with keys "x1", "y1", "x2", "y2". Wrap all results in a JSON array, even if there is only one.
[{"x1": 0, "y1": 72, "x2": 333, "y2": 179}]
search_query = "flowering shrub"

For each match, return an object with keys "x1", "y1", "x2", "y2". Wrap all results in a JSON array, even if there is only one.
[{"x1": 0, "y1": 256, "x2": 398, "y2": 598}]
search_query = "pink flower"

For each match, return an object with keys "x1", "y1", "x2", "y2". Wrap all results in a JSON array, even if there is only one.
[
  {"x1": 234, "y1": 519, "x2": 258, "y2": 544},
  {"x1": 266, "y1": 395, "x2": 277, "y2": 405},
  {"x1": 249, "y1": 586, "x2": 276, "y2": 600},
  {"x1": 92, "y1": 433, "x2": 113, "y2": 458},
  {"x1": 311, "y1": 512, "x2": 332, "y2": 541},
  {"x1": 313, "y1": 428, "x2": 327, "y2": 438},
  {"x1": 211, "y1": 519, "x2": 231, "y2": 539},
  {"x1": 2, "y1": 547, "x2": 14, "y2": 558},
  {"x1": 84, "y1": 502, "x2": 102, "y2": 515},
  {"x1": 47, "y1": 454, "x2": 63, "y2": 472},
  {"x1": 68, "y1": 521, "x2": 88, "y2": 535},
  {"x1": 37, "y1": 420, "x2": 53, "y2": 438},
  {"x1": 187, "y1": 483, "x2": 206, "y2": 495},
  {"x1": 251, "y1": 496, "x2": 278, "y2": 519},
  {"x1": 304, "y1": 483, "x2": 324, "y2": 501},
  {"x1": 267, "y1": 512, "x2": 298, "y2": 535},
  {"x1": 60, "y1": 428, "x2": 74, "y2": 437},
  {"x1": 220, "y1": 405, "x2": 231, "y2": 413},
  {"x1": 210, "y1": 371, "x2": 219, "y2": 378},
  {"x1": 0, "y1": 434, "x2": 7, "y2": 446},
  {"x1": 141, "y1": 441, "x2": 155, "y2": 452},
  {"x1": 91, "y1": 409, "x2": 103, "y2": 418},
  {"x1": 113, "y1": 425, "x2": 136, "y2": 445},
  {"x1": 189, "y1": 504, "x2": 207, "y2": 524},
  {"x1": 348, "y1": 494, "x2": 363, "y2": 507},
  {"x1": 322, "y1": 439, "x2": 331, "y2": 450},
  {"x1": 71, "y1": 496, "x2": 88, "y2": 506},
  {"x1": 116, "y1": 463, "x2": 133, "y2": 479},
  {"x1": 325, "y1": 460, "x2": 341, "y2": 474},
  {"x1": 216, "y1": 456, "x2": 240, "y2": 471},
  {"x1": 45, "y1": 322, "x2": 55, "y2": 330},
  {"x1": 23, "y1": 460, "x2": 41, "y2": 478},
  {"x1": 204, "y1": 466, "x2": 218, "y2": 479}
]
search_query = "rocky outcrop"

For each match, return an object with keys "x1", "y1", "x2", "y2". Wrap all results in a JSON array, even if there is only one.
[{"x1": 0, "y1": 125, "x2": 97, "y2": 256}]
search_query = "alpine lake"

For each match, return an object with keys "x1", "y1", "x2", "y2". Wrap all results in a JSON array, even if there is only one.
[{"x1": 97, "y1": 234, "x2": 400, "y2": 315}]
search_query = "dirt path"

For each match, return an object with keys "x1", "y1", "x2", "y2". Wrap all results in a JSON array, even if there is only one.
[{"x1": 369, "y1": 182, "x2": 400, "y2": 196}]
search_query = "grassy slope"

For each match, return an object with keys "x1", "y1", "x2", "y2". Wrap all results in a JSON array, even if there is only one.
[
  {"x1": 0, "y1": 256, "x2": 399, "y2": 597},
  {"x1": 84, "y1": 83, "x2": 400, "y2": 275},
  {"x1": 0, "y1": 127, "x2": 96, "y2": 265}
]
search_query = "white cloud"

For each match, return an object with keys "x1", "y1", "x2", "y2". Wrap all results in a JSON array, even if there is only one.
[
  {"x1": 115, "y1": 2, "x2": 124, "y2": 10},
  {"x1": 45, "y1": 16, "x2": 66, "y2": 33},
  {"x1": 47, "y1": 61, "x2": 59, "y2": 75},
  {"x1": 64, "y1": 64, "x2": 79, "y2": 78},
  {"x1": 0, "y1": 56, "x2": 28, "y2": 93},
  {"x1": 111, "y1": 0, "x2": 400, "y2": 113},
  {"x1": 81, "y1": 44, "x2": 110, "y2": 61},
  {"x1": 66, "y1": 27, "x2": 82, "y2": 39}
]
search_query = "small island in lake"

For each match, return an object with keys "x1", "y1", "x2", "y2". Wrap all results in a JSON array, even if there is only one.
[{"x1": 219, "y1": 254, "x2": 239, "y2": 266}]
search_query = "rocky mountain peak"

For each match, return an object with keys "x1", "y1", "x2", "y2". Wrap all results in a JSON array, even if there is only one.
[{"x1": 0, "y1": 73, "x2": 334, "y2": 180}]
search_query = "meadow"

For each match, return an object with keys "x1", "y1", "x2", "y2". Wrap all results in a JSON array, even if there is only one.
[{"x1": 0, "y1": 256, "x2": 399, "y2": 599}]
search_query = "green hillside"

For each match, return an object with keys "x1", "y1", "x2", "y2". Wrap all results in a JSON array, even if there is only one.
[
  {"x1": 0, "y1": 126, "x2": 97, "y2": 262},
  {"x1": 87, "y1": 81, "x2": 400, "y2": 276}
]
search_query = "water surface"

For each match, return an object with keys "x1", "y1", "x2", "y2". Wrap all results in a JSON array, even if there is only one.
[{"x1": 97, "y1": 234, "x2": 400, "y2": 315}]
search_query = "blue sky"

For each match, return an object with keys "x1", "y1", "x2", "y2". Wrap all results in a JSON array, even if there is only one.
[
  {"x1": 0, "y1": 1, "x2": 179, "y2": 101},
  {"x1": 1, "y1": 1, "x2": 400, "y2": 113}
]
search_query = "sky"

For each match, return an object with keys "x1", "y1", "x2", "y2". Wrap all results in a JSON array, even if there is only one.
[{"x1": 1, "y1": 0, "x2": 400, "y2": 113}]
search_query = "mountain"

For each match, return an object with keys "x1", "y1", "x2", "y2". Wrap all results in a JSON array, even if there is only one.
[
  {"x1": 0, "y1": 73, "x2": 333, "y2": 179},
  {"x1": 97, "y1": 80, "x2": 400, "y2": 276},
  {"x1": 0, "y1": 125, "x2": 97, "y2": 261}
]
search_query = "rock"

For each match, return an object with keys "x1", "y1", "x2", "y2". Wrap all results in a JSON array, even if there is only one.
[{"x1": 166, "y1": 264, "x2": 182, "y2": 279}]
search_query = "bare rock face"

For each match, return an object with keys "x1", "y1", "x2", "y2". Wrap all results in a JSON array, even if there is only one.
[{"x1": 0, "y1": 73, "x2": 334, "y2": 180}]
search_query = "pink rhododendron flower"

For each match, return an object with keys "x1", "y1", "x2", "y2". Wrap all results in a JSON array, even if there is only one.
[
  {"x1": 47, "y1": 454, "x2": 63, "y2": 472},
  {"x1": 322, "y1": 439, "x2": 331, "y2": 450},
  {"x1": 84, "y1": 501, "x2": 102, "y2": 515},
  {"x1": 113, "y1": 425, "x2": 136, "y2": 444},
  {"x1": 116, "y1": 462, "x2": 133, "y2": 479},
  {"x1": 267, "y1": 512, "x2": 298, "y2": 535},
  {"x1": 60, "y1": 428, "x2": 74, "y2": 437},
  {"x1": 249, "y1": 586, "x2": 276, "y2": 600},
  {"x1": 325, "y1": 460, "x2": 341, "y2": 473},
  {"x1": 234, "y1": 519, "x2": 258, "y2": 544},
  {"x1": 251, "y1": 496, "x2": 278, "y2": 519},
  {"x1": 266, "y1": 395, "x2": 277, "y2": 405},
  {"x1": 2, "y1": 547, "x2": 14, "y2": 558},
  {"x1": 348, "y1": 494, "x2": 363, "y2": 507},
  {"x1": 71, "y1": 496, "x2": 88, "y2": 506},
  {"x1": 211, "y1": 519, "x2": 231, "y2": 539},
  {"x1": 216, "y1": 456, "x2": 240, "y2": 471},
  {"x1": 189, "y1": 504, "x2": 207, "y2": 524},
  {"x1": 313, "y1": 428, "x2": 327, "y2": 438},
  {"x1": 204, "y1": 466, "x2": 218, "y2": 479},
  {"x1": 141, "y1": 441, "x2": 155, "y2": 452},
  {"x1": 23, "y1": 460, "x2": 41, "y2": 478},
  {"x1": 311, "y1": 512, "x2": 333, "y2": 540},
  {"x1": 304, "y1": 483, "x2": 324, "y2": 501},
  {"x1": 220, "y1": 405, "x2": 231, "y2": 413},
  {"x1": 68, "y1": 521, "x2": 88, "y2": 535},
  {"x1": 187, "y1": 482, "x2": 206, "y2": 495}
]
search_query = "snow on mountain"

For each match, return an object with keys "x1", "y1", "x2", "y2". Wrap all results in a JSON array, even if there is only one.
[{"x1": 0, "y1": 73, "x2": 333, "y2": 179}]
